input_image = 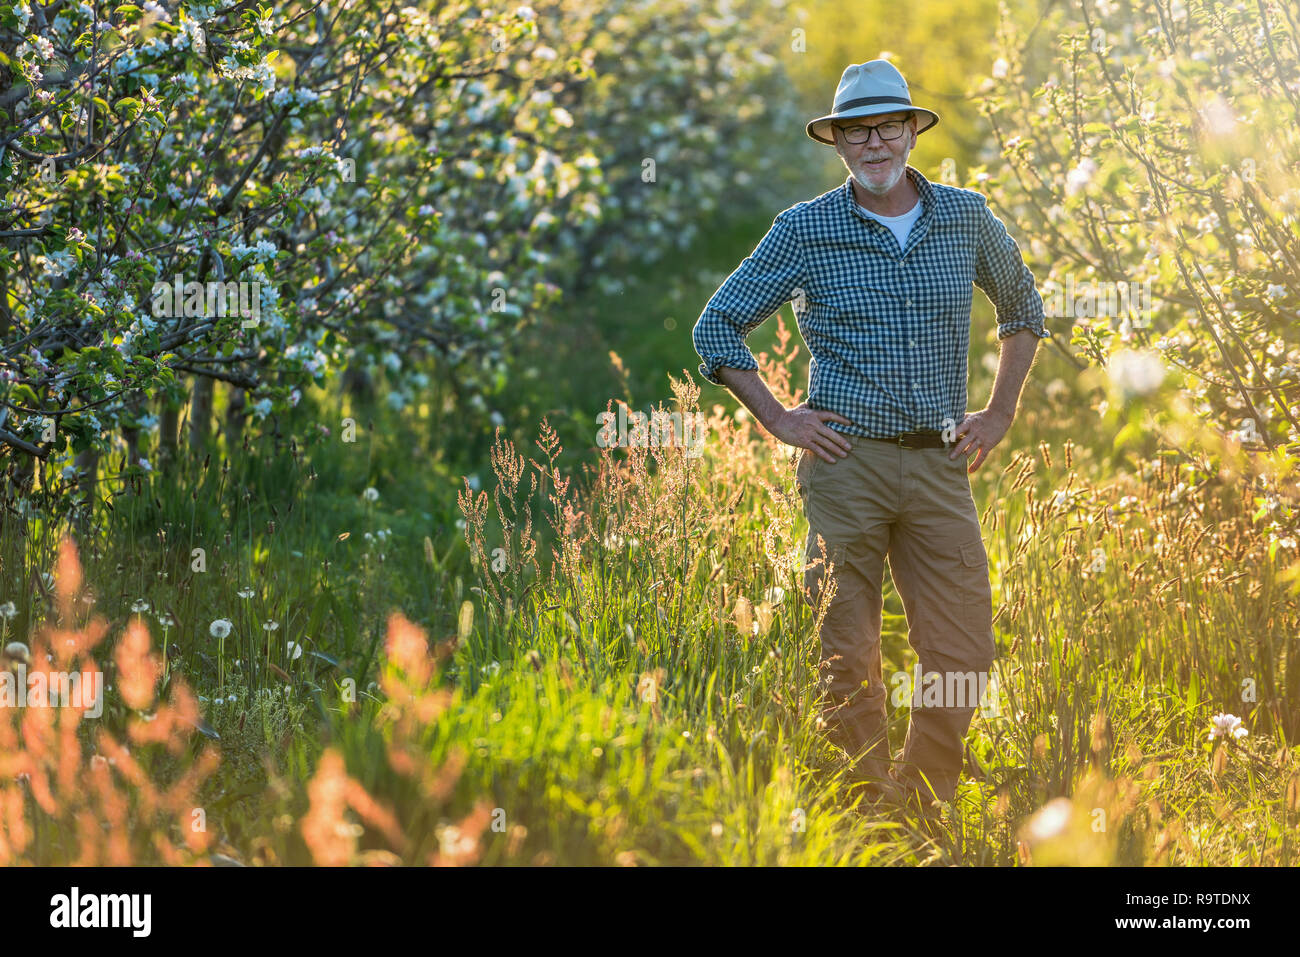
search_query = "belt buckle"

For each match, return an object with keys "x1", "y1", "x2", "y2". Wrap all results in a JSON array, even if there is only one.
[{"x1": 897, "y1": 432, "x2": 915, "y2": 449}]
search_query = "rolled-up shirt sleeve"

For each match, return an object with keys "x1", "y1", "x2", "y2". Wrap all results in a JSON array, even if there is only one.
[
  {"x1": 974, "y1": 196, "x2": 1049, "y2": 341},
  {"x1": 693, "y1": 212, "x2": 806, "y2": 385}
]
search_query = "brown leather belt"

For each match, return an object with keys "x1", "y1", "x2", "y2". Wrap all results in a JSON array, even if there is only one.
[{"x1": 861, "y1": 430, "x2": 950, "y2": 450}]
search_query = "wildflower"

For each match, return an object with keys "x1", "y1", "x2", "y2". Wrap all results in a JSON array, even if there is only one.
[
  {"x1": 287, "y1": 640, "x2": 303, "y2": 661},
  {"x1": 991, "y1": 57, "x2": 1008, "y2": 79},
  {"x1": 764, "y1": 586, "x2": 786, "y2": 606},
  {"x1": 1208, "y1": 712, "x2": 1248, "y2": 741},
  {"x1": 157, "y1": 612, "x2": 175, "y2": 627},
  {"x1": 1089, "y1": 549, "x2": 1106, "y2": 574},
  {"x1": 237, "y1": 587, "x2": 255, "y2": 598},
  {"x1": 0, "y1": 602, "x2": 17, "y2": 619},
  {"x1": 210, "y1": 619, "x2": 232, "y2": 639},
  {"x1": 131, "y1": 598, "x2": 150, "y2": 613},
  {"x1": 263, "y1": 620, "x2": 279, "y2": 632},
  {"x1": 363, "y1": 487, "x2": 379, "y2": 502}
]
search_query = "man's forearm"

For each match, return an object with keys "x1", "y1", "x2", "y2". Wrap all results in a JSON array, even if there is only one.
[
  {"x1": 716, "y1": 366, "x2": 787, "y2": 432},
  {"x1": 715, "y1": 365, "x2": 853, "y2": 461},
  {"x1": 987, "y1": 329, "x2": 1040, "y2": 422}
]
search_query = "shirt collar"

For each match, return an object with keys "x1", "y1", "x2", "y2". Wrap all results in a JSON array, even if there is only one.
[{"x1": 842, "y1": 165, "x2": 933, "y2": 220}]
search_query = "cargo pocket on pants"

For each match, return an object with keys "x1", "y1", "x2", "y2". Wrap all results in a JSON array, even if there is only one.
[{"x1": 958, "y1": 539, "x2": 994, "y2": 647}]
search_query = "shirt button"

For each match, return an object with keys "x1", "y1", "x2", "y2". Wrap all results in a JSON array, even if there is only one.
[
  {"x1": 906, "y1": 299, "x2": 912, "y2": 306},
  {"x1": 912, "y1": 381, "x2": 919, "y2": 389},
  {"x1": 908, "y1": 339, "x2": 916, "y2": 347}
]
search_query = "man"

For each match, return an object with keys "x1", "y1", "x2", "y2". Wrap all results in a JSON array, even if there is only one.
[{"x1": 692, "y1": 60, "x2": 1048, "y2": 814}]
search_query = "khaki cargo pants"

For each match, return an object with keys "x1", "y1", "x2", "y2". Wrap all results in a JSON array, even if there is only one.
[{"x1": 795, "y1": 439, "x2": 996, "y2": 803}]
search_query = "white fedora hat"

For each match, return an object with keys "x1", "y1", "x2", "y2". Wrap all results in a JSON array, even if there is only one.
[{"x1": 806, "y1": 60, "x2": 939, "y2": 145}]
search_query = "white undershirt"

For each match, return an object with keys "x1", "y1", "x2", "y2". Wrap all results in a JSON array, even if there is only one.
[{"x1": 855, "y1": 198, "x2": 921, "y2": 250}]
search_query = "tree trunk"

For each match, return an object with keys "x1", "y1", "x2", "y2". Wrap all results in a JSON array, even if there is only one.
[
  {"x1": 225, "y1": 385, "x2": 246, "y2": 451},
  {"x1": 343, "y1": 363, "x2": 373, "y2": 404},
  {"x1": 158, "y1": 392, "x2": 179, "y2": 466},
  {"x1": 190, "y1": 376, "x2": 214, "y2": 450},
  {"x1": 73, "y1": 446, "x2": 98, "y2": 537}
]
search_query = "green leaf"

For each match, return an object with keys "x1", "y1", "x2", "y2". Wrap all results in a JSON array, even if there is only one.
[
  {"x1": 308, "y1": 650, "x2": 341, "y2": 668},
  {"x1": 1113, "y1": 418, "x2": 1144, "y2": 450},
  {"x1": 10, "y1": 384, "x2": 39, "y2": 407}
]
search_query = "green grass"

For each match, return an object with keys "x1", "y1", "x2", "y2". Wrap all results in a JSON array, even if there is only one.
[{"x1": 4, "y1": 354, "x2": 1296, "y2": 864}]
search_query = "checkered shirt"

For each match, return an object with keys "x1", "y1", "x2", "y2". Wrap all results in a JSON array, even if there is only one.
[{"x1": 692, "y1": 166, "x2": 1049, "y2": 438}]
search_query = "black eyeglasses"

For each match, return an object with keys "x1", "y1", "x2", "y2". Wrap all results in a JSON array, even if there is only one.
[{"x1": 835, "y1": 114, "x2": 914, "y2": 144}]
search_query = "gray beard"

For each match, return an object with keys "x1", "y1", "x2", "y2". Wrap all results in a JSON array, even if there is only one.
[{"x1": 852, "y1": 160, "x2": 904, "y2": 196}]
